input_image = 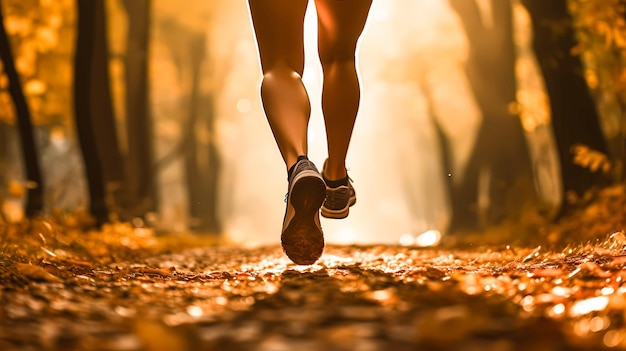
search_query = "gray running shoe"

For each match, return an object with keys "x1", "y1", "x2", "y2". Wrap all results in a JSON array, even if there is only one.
[
  {"x1": 321, "y1": 160, "x2": 356, "y2": 219},
  {"x1": 281, "y1": 158, "x2": 326, "y2": 265}
]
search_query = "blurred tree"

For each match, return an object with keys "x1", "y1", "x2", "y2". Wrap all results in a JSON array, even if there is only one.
[
  {"x1": 0, "y1": 122, "x2": 6, "y2": 178},
  {"x1": 522, "y1": 0, "x2": 610, "y2": 209},
  {"x1": 182, "y1": 31, "x2": 221, "y2": 234},
  {"x1": 120, "y1": 0, "x2": 156, "y2": 217},
  {"x1": 74, "y1": 0, "x2": 125, "y2": 225},
  {"x1": 157, "y1": 17, "x2": 221, "y2": 234},
  {"x1": 0, "y1": 3, "x2": 43, "y2": 216},
  {"x1": 448, "y1": 0, "x2": 534, "y2": 232}
]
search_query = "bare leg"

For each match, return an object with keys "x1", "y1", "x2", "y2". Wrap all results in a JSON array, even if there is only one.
[
  {"x1": 248, "y1": 0, "x2": 310, "y2": 171},
  {"x1": 315, "y1": 0, "x2": 372, "y2": 180}
]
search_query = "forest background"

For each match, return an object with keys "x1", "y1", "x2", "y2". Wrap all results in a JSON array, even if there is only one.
[{"x1": 0, "y1": 0, "x2": 623, "y2": 247}]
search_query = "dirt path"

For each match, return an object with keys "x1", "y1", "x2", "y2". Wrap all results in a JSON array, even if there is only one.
[{"x1": 2, "y1": 227, "x2": 626, "y2": 350}]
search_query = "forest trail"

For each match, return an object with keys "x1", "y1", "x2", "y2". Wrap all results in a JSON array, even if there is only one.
[{"x1": 1, "y1": 222, "x2": 626, "y2": 351}]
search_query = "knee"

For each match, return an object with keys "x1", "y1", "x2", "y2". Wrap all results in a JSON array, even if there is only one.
[
  {"x1": 318, "y1": 46, "x2": 356, "y2": 69},
  {"x1": 261, "y1": 62, "x2": 304, "y2": 81}
]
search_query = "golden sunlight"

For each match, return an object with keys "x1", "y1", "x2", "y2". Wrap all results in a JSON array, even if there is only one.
[{"x1": 188, "y1": 0, "x2": 559, "y2": 246}]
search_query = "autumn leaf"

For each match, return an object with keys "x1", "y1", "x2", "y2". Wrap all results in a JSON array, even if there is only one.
[
  {"x1": 16, "y1": 263, "x2": 63, "y2": 283},
  {"x1": 570, "y1": 143, "x2": 611, "y2": 173}
]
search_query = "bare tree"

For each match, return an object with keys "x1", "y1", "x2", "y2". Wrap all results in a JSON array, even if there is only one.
[
  {"x1": 156, "y1": 18, "x2": 222, "y2": 234},
  {"x1": 448, "y1": 0, "x2": 534, "y2": 231}
]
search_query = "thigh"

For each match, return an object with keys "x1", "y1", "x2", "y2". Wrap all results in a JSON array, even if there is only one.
[
  {"x1": 247, "y1": 0, "x2": 309, "y2": 75},
  {"x1": 314, "y1": 0, "x2": 372, "y2": 62}
]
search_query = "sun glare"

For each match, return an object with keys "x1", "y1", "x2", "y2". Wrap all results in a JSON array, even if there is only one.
[
  {"x1": 211, "y1": 0, "x2": 556, "y2": 247},
  {"x1": 414, "y1": 230, "x2": 442, "y2": 247},
  {"x1": 570, "y1": 296, "x2": 610, "y2": 317}
]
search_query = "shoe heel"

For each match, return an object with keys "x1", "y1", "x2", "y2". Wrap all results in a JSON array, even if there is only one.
[{"x1": 290, "y1": 176, "x2": 326, "y2": 213}]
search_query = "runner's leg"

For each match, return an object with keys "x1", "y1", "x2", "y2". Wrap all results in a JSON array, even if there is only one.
[
  {"x1": 248, "y1": 0, "x2": 311, "y2": 171},
  {"x1": 315, "y1": 0, "x2": 372, "y2": 180}
]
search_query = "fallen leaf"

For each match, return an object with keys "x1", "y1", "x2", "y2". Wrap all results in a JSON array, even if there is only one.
[{"x1": 16, "y1": 263, "x2": 63, "y2": 283}]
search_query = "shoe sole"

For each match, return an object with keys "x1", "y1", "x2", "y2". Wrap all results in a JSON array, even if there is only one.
[
  {"x1": 281, "y1": 172, "x2": 326, "y2": 265},
  {"x1": 321, "y1": 194, "x2": 356, "y2": 219}
]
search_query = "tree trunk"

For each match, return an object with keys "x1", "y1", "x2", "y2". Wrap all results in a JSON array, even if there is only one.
[
  {"x1": 449, "y1": 0, "x2": 534, "y2": 232},
  {"x1": 74, "y1": 0, "x2": 115, "y2": 225},
  {"x1": 0, "y1": 5, "x2": 43, "y2": 216},
  {"x1": 121, "y1": 0, "x2": 155, "y2": 218},
  {"x1": 189, "y1": 93, "x2": 221, "y2": 233},
  {"x1": 184, "y1": 33, "x2": 221, "y2": 234},
  {"x1": 89, "y1": 0, "x2": 126, "y2": 210},
  {"x1": 0, "y1": 122, "x2": 6, "y2": 171},
  {"x1": 522, "y1": 0, "x2": 609, "y2": 206}
]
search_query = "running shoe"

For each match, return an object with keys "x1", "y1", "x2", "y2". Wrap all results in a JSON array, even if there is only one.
[
  {"x1": 321, "y1": 160, "x2": 356, "y2": 219},
  {"x1": 281, "y1": 158, "x2": 326, "y2": 265}
]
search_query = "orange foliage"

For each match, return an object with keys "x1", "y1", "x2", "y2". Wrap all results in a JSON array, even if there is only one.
[{"x1": 0, "y1": 0, "x2": 74, "y2": 126}]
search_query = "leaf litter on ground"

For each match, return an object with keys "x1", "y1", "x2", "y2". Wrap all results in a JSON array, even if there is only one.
[{"x1": 0, "y1": 184, "x2": 624, "y2": 350}]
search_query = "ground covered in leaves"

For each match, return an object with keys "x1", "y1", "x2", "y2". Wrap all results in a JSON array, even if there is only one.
[{"x1": 0, "y1": 186, "x2": 625, "y2": 351}]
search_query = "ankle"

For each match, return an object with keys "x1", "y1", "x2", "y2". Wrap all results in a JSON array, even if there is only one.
[
  {"x1": 323, "y1": 174, "x2": 349, "y2": 188},
  {"x1": 287, "y1": 155, "x2": 309, "y2": 179},
  {"x1": 322, "y1": 164, "x2": 347, "y2": 181}
]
